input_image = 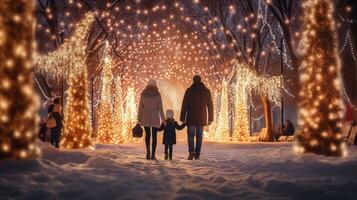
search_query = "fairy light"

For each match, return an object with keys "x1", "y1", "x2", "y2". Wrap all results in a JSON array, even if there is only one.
[
  {"x1": 96, "y1": 42, "x2": 115, "y2": 144},
  {"x1": 232, "y1": 65, "x2": 250, "y2": 142},
  {"x1": 0, "y1": 1, "x2": 40, "y2": 159},
  {"x1": 35, "y1": 13, "x2": 95, "y2": 80},
  {"x1": 235, "y1": 63, "x2": 282, "y2": 106},
  {"x1": 208, "y1": 91, "x2": 219, "y2": 140},
  {"x1": 295, "y1": 0, "x2": 347, "y2": 157},
  {"x1": 215, "y1": 79, "x2": 230, "y2": 141},
  {"x1": 112, "y1": 77, "x2": 124, "y2": 144},
  {"x1": 122, "y1": 86, "x2": 137, "y2": 143},
  {"x1": 60, "y1": 13, "x2": 95, "y2": 149}
]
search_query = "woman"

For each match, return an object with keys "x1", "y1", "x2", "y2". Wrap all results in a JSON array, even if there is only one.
[
  {"x1": 138, "y1": 79, "x2": 165, "y2": 160},
  {"x1": 47, "y1": 98, "x2": 63, "y2": 148}
]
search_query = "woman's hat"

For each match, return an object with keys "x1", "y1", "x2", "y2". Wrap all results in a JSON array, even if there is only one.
[{"x1": 148, "y1": 79, "x2": 157, "y2": 87}]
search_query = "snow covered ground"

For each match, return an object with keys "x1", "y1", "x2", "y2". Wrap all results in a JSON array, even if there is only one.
[{"x1": 1, "y1": 141, "x2": 357, "y2": 200}]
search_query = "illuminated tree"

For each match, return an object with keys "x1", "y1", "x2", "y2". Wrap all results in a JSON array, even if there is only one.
[
  {"x1": 233, "y1": 78, "x2": 250, "y2": 142},
  {"x1": 96, "y1": 44, "x2": 115, "y2": 144},
  {"x1": 208, "y1": 91, "x2": 219, "y2": 140},
  {"x1": 295, "y1": 0, "x2": 346, "y2": 157},
  {"x1": 234, "y1": 63, "x2": 281, "y2": 142},
  {"x1": 0, "y1": 0, "x2": 40, "y2": 159},
  {"x1": 122, "y1": 87, "x2": 137, "y2": 143},
  {"x1": 60, "y1": 13, "x2": 94, "y2": 149},
  {"x1": 215, "y1": 79, "x2": 230, "y2": 141},
  {"x1": 113, "y1": 77, "x2": 124, "y2": 144}
]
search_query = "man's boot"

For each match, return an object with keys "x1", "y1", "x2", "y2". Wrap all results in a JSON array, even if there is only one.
[
  {"x1": 187, "y1": 152, "x2": 195, "y2": 160},
  {"x1": 169, "y1": 151, "x2": 173, "y2": 160},
  {"x1": 164, "y1": 153, "x2": 168, "y2": 160},
  {"x1": 151, "y1": 150, "x2": 156, "y2": 160}
]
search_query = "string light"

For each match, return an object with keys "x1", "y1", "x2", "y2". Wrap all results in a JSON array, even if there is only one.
[
  {"x1": 233, "y1": 65, "x2": 250, "y2": 142},
  {"x1": 96, "y1": 42, "x2": 115, "y2": 144},
  {"x1": 215, "y1": 79, "x2": 230, "y2": 141},
  {"x1": 295, "y1": 0, "x2": 347, "y2": 157},
  {"x1": 121, "y1": 86, "x2": 137, "y2": 143},
  {"x1": 112, "y1": 77, "x2": 124, "y2": 144},
  {"x1": 35, "y1": 13, "x2": 95, "y2": 80},
  {"x1": 60, "y1": 13, "x2": 95, "y2": 149},
  {"x1": 235, "y1": 63, "x2": 282, "y2": 107},
  {"x1": 0, "y1": 1, "x2": 40, "y2": 159}
]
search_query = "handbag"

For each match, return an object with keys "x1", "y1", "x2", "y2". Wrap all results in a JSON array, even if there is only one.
[
  {"x1": 46, "y1": 113, "x2": 57, "y2": 129},
  {"x1": 132, "y1": 123, "x2": 143, "y2": 138}
]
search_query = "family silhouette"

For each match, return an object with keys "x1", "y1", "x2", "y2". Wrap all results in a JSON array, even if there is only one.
[{"x1": 137, "y1": 75, "x2": 214, "y2": 160}]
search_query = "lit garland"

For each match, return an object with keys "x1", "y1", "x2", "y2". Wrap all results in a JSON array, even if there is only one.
[
  {"x1": 60, "y1": 13, "x2": 94, "y2": 149},
  {"x1": 122, "y1": 86, "x2": 137, "y2": 143},
  {"x1": 295, "y1": 0, "x2": 346, "y2": 157},
  {"x1": 112, "y1": 77, "x2": 124, "y2": 144},
  {"x1": 215, "y1": 79, "x2": 230, "y2": 141},
  {"x1": 235, "y1": 63, "x2": 282, "y2": 107},
  {"x1": 0, "y1": 1, "x2": 40, "y2": 159},
  {"x1": 96, "y1": 43, "x2": 115, "y2": 144},
  {"x1": 35, "y1": 12, "x2": 95, "y2": 79}
]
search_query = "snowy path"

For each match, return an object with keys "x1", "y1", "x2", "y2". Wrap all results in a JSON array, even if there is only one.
[{"x1": 1, "y1": 141, "x2": 357, "y2": 200}]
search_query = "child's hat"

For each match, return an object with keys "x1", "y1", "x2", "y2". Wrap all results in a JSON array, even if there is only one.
[{"x1": 166, "y1": 110, "x2": 174, "y2": 119}]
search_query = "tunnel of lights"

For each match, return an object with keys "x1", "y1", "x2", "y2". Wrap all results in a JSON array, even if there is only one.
[{"x1": 24, "y1": 0, "x2": 352, "y2": 157}]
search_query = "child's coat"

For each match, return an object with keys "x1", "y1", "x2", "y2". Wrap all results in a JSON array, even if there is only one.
[{"x1": 159, "y1": 119, "x2": 185, "y2": 145}]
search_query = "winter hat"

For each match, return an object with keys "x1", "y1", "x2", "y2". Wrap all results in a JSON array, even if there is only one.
[
  {"x1": 148, "y1": 79, "x2": 157, "y2": 87},
  {"x1": 166, "y1": 110, "x2": 174, "y2": 119},
  {"x1": 193, "y1": 75, "x2": 201, "y2": 83}
]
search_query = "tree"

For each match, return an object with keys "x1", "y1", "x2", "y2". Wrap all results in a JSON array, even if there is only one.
[
  {"x1": 112, "y1": 77, "x2": 124, "y2": 144},
  {"x1": 96, "y1": 43, "x2": 115, "y2": 144},
  {"x1": 122, "y1": 86, "x2": 137, "y2": 143},
  {"x1": 233, "y1": 68, "x2": 250, "y2": 142},
  {"x1": 215, "y1": 79, "x2": 230, "y2": 141},
  {"x1": 0, "y1": 0, "x2": 40, "y2": 159},
  {"x1": 295, "y1": 0, "x2": 346, "y2": 157},
  {"x1": 60, "y1": 13, "x2": 94, "y2": 149}
]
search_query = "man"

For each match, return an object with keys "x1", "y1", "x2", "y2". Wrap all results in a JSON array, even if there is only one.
[{"x1": 180, "y1": 75, "x2": 213, "y2": 160}]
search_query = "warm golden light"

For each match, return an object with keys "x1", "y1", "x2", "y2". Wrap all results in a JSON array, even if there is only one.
[
  {"x1": 295, "y1": 0, "x2": 346, "y2": 157},
  {"x1": 0, "y1": 1, "x2": 40, "y2": 159},
  {"x1": 60, "y1": 13, "x2": 94, "y2": 149}
]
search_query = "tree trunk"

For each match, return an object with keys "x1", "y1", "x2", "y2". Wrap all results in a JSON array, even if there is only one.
[
  {"x1": 0, "y1": 0, "x2": 40, "y2": 159},
  {"x1": 260, "y1": 95, "x2": 275, "y2": 142}
]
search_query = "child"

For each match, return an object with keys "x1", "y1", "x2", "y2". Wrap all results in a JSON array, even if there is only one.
[{"x1": 158, "y1": 110, "x2": 186, "y2": 160}]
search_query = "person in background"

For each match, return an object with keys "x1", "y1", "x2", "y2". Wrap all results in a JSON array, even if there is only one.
[
  {"x1": 180, "y1": 75, "x2": 213, "y2": 160},
  {"x1": 47, "y1": 98, "x2": 63, "y2": 148},
  {"x1": 282, "y1": 119, "x2": 295, "y2": 136},
  {"x1": 39, "y1": 118, "x2": 47, "y2": 142},
  {"x1": 158, "y1": 110, "x2": 186, "y2": 160},
  {"x1": 138, "y1": 79, "x2": 165, "y2": 160}
]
